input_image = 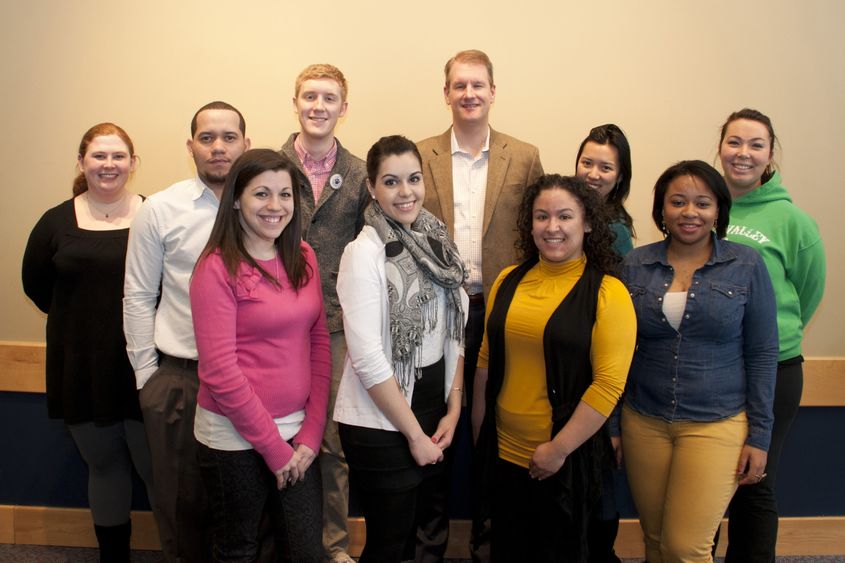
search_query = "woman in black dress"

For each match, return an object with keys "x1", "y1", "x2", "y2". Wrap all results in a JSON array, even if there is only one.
[{"x1": 22, "y1": 123, "x2": 152, "y2": 563}]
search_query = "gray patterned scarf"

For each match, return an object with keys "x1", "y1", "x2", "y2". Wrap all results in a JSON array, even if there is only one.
[{"x1": 365, "y1": 202, "x2": 466, "y2": 392}]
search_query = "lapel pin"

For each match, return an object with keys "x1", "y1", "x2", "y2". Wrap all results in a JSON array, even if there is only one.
[{"x1": 330, "y1": 174, "x2": 343, "y2": 190}]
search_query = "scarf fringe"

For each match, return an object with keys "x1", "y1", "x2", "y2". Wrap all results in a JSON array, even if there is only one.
[{"x1": 366, "y1": 203, "x2": 467, "y2": 393}]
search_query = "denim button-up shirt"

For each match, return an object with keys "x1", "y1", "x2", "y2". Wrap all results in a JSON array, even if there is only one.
[{"x1": 620, "y1": 236, "x2": 778, "y2": 450}]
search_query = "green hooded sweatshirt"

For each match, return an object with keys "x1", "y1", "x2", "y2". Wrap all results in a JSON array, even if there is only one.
[{"x1": 726, "y1": 171, "x2": 826, "y2": 361}]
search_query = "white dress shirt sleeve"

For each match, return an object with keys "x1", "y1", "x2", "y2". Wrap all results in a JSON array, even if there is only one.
[{"x1": 124, "y1": 199, "x2": 164, "y2": 389}]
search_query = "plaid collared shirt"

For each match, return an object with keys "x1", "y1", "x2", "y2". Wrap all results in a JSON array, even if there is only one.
[{"x1": 294, "y1": 136, "x2": 338, "y2": 203}]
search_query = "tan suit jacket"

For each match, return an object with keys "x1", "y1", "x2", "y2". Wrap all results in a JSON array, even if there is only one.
[{"x1": 417, "y1": 128, "x2": 544, "y2": 299}]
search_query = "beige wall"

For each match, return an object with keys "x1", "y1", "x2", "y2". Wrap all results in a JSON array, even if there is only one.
[{"x1": 2, "y1": 0, "x2": 841, "y2": 356}]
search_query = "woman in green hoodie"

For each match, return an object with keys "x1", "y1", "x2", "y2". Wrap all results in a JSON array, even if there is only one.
[{"x1": 717, "y1": 108, "x2": 826, "y2": 562}]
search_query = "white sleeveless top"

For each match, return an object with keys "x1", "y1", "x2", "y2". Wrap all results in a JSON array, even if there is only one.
[{"x1": 662, "y1": 291, "x2": 688, "y2": 330}]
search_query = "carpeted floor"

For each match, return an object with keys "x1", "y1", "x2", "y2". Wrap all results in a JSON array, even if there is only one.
[{"x1": 0, "y1": 545, "x2": 843, "y2": 563}]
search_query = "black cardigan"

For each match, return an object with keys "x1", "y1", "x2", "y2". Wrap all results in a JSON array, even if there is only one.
[{"x1": 473, "y1": 258, "x2": 611, "y2": 560}]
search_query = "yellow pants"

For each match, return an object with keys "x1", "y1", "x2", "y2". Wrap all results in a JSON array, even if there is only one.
[{"x1": 622, "y1": 406, "x2": 747, "y2": 563}]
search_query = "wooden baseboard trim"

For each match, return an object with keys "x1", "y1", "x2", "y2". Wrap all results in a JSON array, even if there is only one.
[
  {"x1": 0, "y1": 342, "x2": 46, "y2": 393},
  {"x1": 615, "y1": 517, "x2": 845, "y2": 558},
  {"x1": 2, "y1": 506, "x2": 160, "y2": 549},
  {"x1": 2, "y1": 506, "x2": 842, "y2": 557},
  {"x1": 0, "y1": 506, "x2": 13, "y2": 544},
  {"x1": 2, "y1": 342, "x2": 843, "y2": 406}
]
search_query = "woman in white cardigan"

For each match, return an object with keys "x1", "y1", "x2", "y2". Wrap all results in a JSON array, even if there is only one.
[{"x1": 334, "y1": 135, "x2": 468, "y2": 563}]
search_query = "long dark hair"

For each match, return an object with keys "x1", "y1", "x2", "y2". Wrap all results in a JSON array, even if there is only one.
[
  {"x1": 516, "y1": 174, "x2": 621, "y2": 276},
  {"x1": 575, "y1": 123, "x2": 634, "y2": 232},
  {"x1": 199, "y1": 149, "x2": 309, "y2": 289}
]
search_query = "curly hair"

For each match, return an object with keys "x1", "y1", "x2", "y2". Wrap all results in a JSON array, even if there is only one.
[{"x1": 516, "y1": 174, "x2": 621, "y2": 276}]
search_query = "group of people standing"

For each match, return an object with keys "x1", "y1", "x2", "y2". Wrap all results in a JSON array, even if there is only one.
[{"x1": 22, "y1": 49, "x2": 825, "y2": 563}]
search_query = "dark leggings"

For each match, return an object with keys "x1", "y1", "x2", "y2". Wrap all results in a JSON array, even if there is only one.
[
  {"x1": 198, "y1": 444, "x2": 323, "y2": 563},
  {"x1": 725, "y1": 360, "x2": 804, "y2": 563},
  {"x1": 68, "y1": 419, "x2": 154, "y2": 526}
]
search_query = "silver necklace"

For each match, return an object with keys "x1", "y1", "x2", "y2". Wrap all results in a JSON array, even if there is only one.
[{"x1": 85, "y1": 192, "x2": 128, "y2": 218}]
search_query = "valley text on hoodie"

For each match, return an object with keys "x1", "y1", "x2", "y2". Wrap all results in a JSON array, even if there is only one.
[{"x1": 726, "y1": 171, "x2": 826, "y2": 361}]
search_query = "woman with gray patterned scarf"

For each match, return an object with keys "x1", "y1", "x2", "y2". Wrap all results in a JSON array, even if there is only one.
[{"x1": 333, "y1": 135, "x2": 469, "y2": 563}]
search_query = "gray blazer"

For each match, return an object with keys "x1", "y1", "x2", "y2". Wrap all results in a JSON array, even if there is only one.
[{"x1": 281, "y1": 134, "x2": 370, "y2": 333}]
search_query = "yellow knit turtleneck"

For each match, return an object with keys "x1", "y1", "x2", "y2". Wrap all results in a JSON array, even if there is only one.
[{"x1": 478, "y1": 256, "x2": 636, "y2": 468}]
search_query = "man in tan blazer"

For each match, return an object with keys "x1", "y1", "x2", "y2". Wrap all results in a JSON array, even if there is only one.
[{"x1": 416, "y1": 49, "x2": 543, "y2": 563}]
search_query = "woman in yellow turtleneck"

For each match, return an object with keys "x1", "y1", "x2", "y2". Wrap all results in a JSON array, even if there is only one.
[{"x1": 471, "y1": 174, "x2": 636, "y2": 562}]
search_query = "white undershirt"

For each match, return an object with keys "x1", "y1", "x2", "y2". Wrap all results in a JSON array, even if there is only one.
[
  {"x1": 194, "y1": 407, "x2": 305, "y2": 451},
  {"x1": 662, "y1": 291, "x2": 688, "y2": 330}
]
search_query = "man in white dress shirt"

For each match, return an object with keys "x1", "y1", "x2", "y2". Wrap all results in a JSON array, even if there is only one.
[
  {"x1": 124, "y1": 101, "x2": 250, "y2": 563},
  {"x1": 417, "y1": 49, "x2": 543, "y2": 562}
]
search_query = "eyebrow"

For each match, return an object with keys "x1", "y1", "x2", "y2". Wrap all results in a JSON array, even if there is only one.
[
  {"x1": 728, "y1": 135, "x2": 768, "y2": 142},
  {"x1": 535, "y1": 207, "x2": 576, "y2": 213},
  {"x1": 381, "y1": 170, "x2": 422, "y2": 179},
  {"x1": 302, "y1": 89, "x2": 337, "y2": 96},
  {"x1": 251, "y1": 184, "x2": 292, "y2": 191},
  {"x1": 669, "y1": 194, "x2": 714, "y2": 200},
  {"x1": 198, "y1": 130, "x2": 240, "y2": 136}
]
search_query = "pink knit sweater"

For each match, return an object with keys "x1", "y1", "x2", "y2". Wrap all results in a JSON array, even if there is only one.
[{"x1": 190, "y1": 243, "x2": 331, "y2": 472}]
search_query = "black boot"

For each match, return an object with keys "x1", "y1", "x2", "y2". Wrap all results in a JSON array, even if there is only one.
[
  {"x1": 94, "y1": 520, "x2": 131, "y2": 563},
  {"x1": 587, "y1": 517, "x2": 622, "y2": 563}
]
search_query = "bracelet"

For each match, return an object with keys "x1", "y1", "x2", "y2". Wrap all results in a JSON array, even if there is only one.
[{"x1": 451, "y1": 386, "x2": 463, "y2": 393}]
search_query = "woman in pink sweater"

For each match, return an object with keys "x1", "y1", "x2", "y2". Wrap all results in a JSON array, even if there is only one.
[{"x1": 190, "y1": 148, "x2": 331, "y2": 562}]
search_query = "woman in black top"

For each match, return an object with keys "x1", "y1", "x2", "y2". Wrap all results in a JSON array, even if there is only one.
[{"x1": 22, "y1": 123, "x2": 152, "y2": 563}]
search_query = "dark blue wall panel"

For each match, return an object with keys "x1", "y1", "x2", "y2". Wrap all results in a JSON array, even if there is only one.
[
  {"x1": 2, "y1": 392, "x2": 841, "y2": 519},
  {"x1": 0, "y1": 392, "x2": 149, "y2": 509}
]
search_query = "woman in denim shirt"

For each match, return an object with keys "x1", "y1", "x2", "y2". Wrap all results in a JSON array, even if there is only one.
[{"x1": 620, "y1": 160, "x2": 778, "y2": 562}]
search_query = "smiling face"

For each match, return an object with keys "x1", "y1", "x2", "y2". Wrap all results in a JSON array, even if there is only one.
[
  {"x1": 662, "y1": 174, "x2": 718, "y2": 249},
  {"x1": 293, "y1": 78, "x2": 348, "y2": 143},
  {"x1": 235, "y1": 170, "x2": 294, "y2": 257},
  {"x1": 368, "y1": 152, "x2": 425, "y2": 228},
  {"x1": 576, "y1": 141, "x2": 621, "y2": 200},
  {"x1": 444, "y1": 62, "x2": 495, "y2": 127},
  {"x1": 531, "y1": 187, "x2": 591, "y2": 263},
  {"x1": 719, "y1": 118, "x2": 773, "y2": 197},
  {"x1": 187, "y1": 109, "x2": 250, "y2": 191},
  {"x1": 77, "y1": 134, "x2": 136, "y2": 199}
]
